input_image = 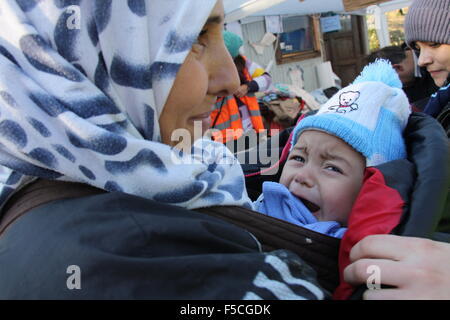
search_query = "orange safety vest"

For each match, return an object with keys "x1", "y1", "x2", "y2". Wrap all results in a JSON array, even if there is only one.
[{"x1": 210, "y1": 58, "x2": 265, "y2": 143}]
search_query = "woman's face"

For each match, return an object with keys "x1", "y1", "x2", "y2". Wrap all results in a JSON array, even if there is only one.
[
  {"x1": 159, "y1": 0, "x2": 239, "y2": 149},
  {"x1": 415, "y1": 41, "x2": 450, "y2": 87}
]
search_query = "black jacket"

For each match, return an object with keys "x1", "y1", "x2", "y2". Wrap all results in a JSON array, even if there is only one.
[
  {"x1": 436, "y1": 101, "x2": 450, "y2": 137},
  {"x1": 0, "y1": 184, "x2": 326, "y2": 299}
]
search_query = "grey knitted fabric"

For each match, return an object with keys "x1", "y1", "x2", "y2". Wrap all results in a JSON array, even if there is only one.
[{"x1": 404, "y1": 0, "x2": 450, "y2": 47}]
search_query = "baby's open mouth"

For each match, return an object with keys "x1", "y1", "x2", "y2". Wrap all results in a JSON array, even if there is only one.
[{"x1": 300, "y1": 198, "x2": 320, "y2": 213}]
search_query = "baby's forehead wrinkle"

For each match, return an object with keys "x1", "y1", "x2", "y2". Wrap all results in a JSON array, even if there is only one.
[
  {"x1": 320, "y1": 150, "x2": 345, "y2": 162},
  {"x1": 293, "y1": 140, "x2": 350, "y2": 164},
  {"x1": 291, "y1": 143, "x2": 308, "y2": 155}
]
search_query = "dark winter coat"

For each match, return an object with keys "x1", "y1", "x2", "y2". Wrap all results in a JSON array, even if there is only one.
[{"x1": 0, "y1": 114, "x2": 447, "y2": 300}]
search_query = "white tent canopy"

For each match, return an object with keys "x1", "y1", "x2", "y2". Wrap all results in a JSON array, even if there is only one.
[
  {"x1": 224, "y1": 0, "x2": 412, "y2": 19},
  {"x1": 224, "y1": 0, "x2": 412, "y2": 47},
  {"x1": 224, "y1": 0, "x2": 345, "y2": 22}
]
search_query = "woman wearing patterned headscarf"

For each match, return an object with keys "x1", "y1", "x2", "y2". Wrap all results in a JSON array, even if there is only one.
[{"x1": 0, "y1": 0, "x2": 325, "y2": 299}]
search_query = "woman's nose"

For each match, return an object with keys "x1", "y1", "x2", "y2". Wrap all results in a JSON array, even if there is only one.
[
  {"x1": 208, "y1": 42, "x2": 240, "y2": 97},
  {"x1": 417, "y1": 48, "x2": 433, "y2": 68}
]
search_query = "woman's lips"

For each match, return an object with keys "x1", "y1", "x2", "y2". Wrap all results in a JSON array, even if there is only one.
[{"x1": 429, "y1": 70, "x2": 445, "y2": 76}]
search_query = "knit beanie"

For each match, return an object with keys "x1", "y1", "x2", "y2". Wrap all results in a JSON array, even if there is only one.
[
  {"x1": 404, "y1": 0, "x2": 450, "y2": 47},
  {"x1": 223, "y1": 30, "x2": 243, "y2": 58},
  {"x1": 292, "y1": 59, "x2": 411, "y2": 167}
]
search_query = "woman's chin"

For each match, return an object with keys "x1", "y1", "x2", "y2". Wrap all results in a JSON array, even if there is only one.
[{"x1": 431, "y1": 73, "x2": 448, "y2": 87}]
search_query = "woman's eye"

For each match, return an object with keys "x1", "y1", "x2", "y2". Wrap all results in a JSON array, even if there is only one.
[
  {"x1": 429, "y1": 42, "x2": 441, "y2": 48},
  {"x1": 197, "y1": 29, "x2": 208, "y2": 44}
]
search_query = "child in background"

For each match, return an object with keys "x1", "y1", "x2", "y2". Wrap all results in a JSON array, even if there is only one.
[{"x1": 255, "y1": 59, "x2": 412, "y2": 238}]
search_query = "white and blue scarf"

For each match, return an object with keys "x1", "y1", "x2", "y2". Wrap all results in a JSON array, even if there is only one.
[{"x1": 0, "y1": 0, "x2": 252, "y2": 210}]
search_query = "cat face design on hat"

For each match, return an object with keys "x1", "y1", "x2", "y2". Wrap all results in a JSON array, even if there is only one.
[{"x1": 327, "y1": 91, "x2": 360, "y2": 114}]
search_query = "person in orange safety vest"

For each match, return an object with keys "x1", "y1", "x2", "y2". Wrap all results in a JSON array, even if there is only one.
[{"x1": 210, "y1": 31, "x2": 272, "y2": 143}]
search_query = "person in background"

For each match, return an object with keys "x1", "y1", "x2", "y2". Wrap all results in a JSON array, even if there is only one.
[
  {"x1": 405, "y1": 0, "x2": 450, "y2": 135},
  {"x1": 210, "y1": 30, "x2": 272, "y2": 147},
  {"x1": 365, "y1": 44, "x2": 438, "y2": 110}
]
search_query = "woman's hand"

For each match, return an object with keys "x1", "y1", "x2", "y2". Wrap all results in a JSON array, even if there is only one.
[
  {"x1": 344, "y1": 234, "x2": 450, "y2": 300},
  {"x1": 234, "y1": 84, "x2": 249, "y2": 98}
]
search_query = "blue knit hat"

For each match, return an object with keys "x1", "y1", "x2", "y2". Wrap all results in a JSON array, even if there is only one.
[
  {"x1": 223, "y1": 30, "x2": 243, "y2": 58},
  {"x1": 292, "y1": 59, "x2": 411, "y2": 167}
]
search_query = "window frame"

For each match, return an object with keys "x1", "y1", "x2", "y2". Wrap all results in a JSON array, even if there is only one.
[{"x1": 275, "y1": 15, "x2": 322, "y2": 65}]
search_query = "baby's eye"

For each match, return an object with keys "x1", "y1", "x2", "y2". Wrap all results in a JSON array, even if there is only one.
[
  {"x1": 292, "y1": 155, "x2": 306, "y2": 163},
  {"x1": 325, "y1": 165, "x2": 343, "y2": 174}
]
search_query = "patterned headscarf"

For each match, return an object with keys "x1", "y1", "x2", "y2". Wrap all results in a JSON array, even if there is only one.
[{"x1": 0, "y1": 0, "x2": 252, "y2": 211}]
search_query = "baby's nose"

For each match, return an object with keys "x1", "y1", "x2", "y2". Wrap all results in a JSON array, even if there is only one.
[{"x1": 294, "y1": 169, "x2": 315, "y2": 188}]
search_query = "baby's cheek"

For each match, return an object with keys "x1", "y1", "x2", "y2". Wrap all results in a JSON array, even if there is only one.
[
  {"x1": 278, "y1": 168, "x2": 291, "y2": 187},
  {"x1": 326, "y1": 192, "x2": 355, "y2": 224}
]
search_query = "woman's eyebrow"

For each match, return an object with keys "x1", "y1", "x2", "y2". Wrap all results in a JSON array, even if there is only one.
[{"x1": 205, "y1": 15, "x2": 224, "y2": 25}]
